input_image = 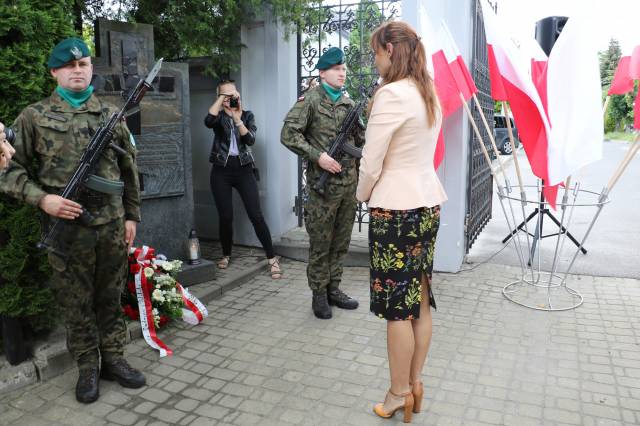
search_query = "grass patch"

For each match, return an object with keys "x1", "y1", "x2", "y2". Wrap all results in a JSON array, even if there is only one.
[{"x1": 605, "y1": 131, "x2": 637, "y2": 142}]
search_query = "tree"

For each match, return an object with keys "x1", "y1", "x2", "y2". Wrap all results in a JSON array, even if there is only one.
[
  {"x1": 71, "y1": 0, "x2": 322, "y2": 77},
  {"x1": 599, "y1": 38, "x2": 636, "y2": 132},
  {"x1": 599, "y1": 38, "x2": 622, "y2": 87}
]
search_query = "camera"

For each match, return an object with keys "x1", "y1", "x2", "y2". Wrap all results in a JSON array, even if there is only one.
[
  {"x1": 229, "y1": 97, "x2": 239, "y2": 109},
  {"x1": 3, "y1": 127, "x2": 15, "y2": 144}
]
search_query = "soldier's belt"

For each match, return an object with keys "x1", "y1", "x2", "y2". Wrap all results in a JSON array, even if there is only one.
[{"x1": 84, "y1": 174, "x2": 124, "y2": 196}]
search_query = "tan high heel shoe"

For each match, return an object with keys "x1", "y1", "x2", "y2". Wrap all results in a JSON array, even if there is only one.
[
  {"x1": 373, "y1": 389, "x2": 414, "y2": 423},
  {"x1": 412, "y1": 381, "x2": 424, "y2": 413}
]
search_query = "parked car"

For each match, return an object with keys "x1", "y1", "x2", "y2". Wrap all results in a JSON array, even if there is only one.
[{"x1": 494, "y1": 115, "x2": 520, "y2": 154}]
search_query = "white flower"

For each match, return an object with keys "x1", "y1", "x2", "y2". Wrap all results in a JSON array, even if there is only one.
[
  {"x1": 152, "y1": 289, "x2": 165, "y2": 303},
  {"x1": 144, "y1": 267, "x2": 155, "y2": 278},
  {"x1": 152, "y1": 308, "x2": 159, "y2": 316}
]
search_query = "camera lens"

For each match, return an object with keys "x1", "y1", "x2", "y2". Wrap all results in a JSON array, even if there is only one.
[{"x1": 4, "y1": 127, "x2": 15, "y2": 144}]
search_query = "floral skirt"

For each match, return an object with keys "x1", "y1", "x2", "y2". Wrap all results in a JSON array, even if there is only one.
[{"x1": 369, "y1": 206, "x2": 440, "y2": 320}]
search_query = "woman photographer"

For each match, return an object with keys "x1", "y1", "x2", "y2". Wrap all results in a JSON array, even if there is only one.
[{"x1": 205, "y1": 80, "x2": 282, "y2": 279}]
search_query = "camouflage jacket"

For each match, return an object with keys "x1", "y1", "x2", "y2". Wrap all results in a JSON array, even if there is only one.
[
  {"x1": 1, "y1": 91, "x2": 141, "y2": 225},
  {"x1": 280, "y1": 85, "x2": 365, "y2": 186}
]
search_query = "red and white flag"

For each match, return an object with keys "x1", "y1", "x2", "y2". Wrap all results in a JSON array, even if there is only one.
[
  {"x1": 419, "y1": 10, "x2": 463, "y2": 169},
  {"x1": 608, "y1": 56, "x2": 634, "y2": 95},
  {"x1": 544, "y1": 12, "x2": 604, "y2": 186},
  {"x1": 479, "y1": 1, "x2": 555, "y2": 203},
  {"x1": 523, "y1": 37, "x2": 549, "y2": 113},
  {"x1": 628, "y1": 45, "x2": 640, "y2": 129},
  {"x1": 440, "y1": 21, "x2": 479, "y2": 100},
  {"x1": 481, "y1": 1, "x2": 604, "y2": 207},
  {"x1": 629, "y1": 45, "x2": 640, "y2": 80}
]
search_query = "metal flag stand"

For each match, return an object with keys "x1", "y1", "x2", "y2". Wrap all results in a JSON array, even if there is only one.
[
  {"x1": 500, "y1": 182, "x2": 609, "y2": 311},
  {"x1": 500, "y1": 133, "x2": 639, "y2": 311}
]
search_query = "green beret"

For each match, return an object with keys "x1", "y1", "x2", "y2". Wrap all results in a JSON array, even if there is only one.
[
  {"x1": 47, "y1": 37, "x2": 91, "y2": 69},
  {"x1": 315, "y1": 47, "x2": 345, "y2": 71}
]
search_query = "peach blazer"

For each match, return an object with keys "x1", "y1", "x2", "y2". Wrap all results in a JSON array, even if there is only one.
[{"x1": 356, "y1": 78, "x2": 447, "y2": 209}]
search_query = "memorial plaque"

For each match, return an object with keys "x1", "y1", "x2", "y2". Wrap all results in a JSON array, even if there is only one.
[
  {"x1": 92, "y1": 20, "x2": 187, "y2": 199},
  {"x1": 91, "y1": 19, "x2": 194, "y2": 259}
]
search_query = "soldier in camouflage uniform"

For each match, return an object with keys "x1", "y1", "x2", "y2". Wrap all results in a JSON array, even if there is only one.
[
  {"x1": 0, "y1": 38, "x2": 145, "y2": 403},
  {"x1": 281, "y1": 48, "x2": 364, "y2": 319}
]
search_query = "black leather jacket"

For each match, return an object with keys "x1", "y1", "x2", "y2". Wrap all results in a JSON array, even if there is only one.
[{"x1": 204, "y1": 109, "x2": 257, "y2": 166}]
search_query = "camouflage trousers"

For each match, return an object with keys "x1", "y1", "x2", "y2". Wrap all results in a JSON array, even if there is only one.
[
  {"x1": 48, "y1": 219, "x2": 128, "y2": 369},
  {"x1": 304, "y1": 180, "x2": 357, "y2": 294}
]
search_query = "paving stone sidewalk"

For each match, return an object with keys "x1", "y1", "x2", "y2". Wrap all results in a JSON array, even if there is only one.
[{"x1": 1, "y1": 259, "x2": 639, "y2": 425}]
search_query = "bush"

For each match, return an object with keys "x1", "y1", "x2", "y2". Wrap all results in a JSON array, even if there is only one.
[{"x1": 0, "y1": 0, "x2": 75, "y2": 342}]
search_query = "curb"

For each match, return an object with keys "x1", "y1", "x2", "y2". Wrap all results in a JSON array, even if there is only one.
[{"x1": 0, "y1": 259, "x2": 266, "y2": 395}]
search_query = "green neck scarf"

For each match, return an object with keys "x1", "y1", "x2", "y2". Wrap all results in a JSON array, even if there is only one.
[
  {"x1": 56, "y1": 85, "x2": 94, "y2": 108},
  {"x1": 321, "y1": 82, "x2": 343, "y2": 103}
]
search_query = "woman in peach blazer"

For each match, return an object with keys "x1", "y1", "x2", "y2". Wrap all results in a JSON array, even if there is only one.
[{"x1": 357, "y1": 21, "x2": 447, "y2": 423}]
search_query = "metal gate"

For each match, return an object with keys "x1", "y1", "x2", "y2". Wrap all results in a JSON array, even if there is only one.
[
  {"x1": 465, "y1": 0, "x2": 495, "y2": 251},
  {"x1": 294, "y1": 0, "x2": 401, "y2": 227}
]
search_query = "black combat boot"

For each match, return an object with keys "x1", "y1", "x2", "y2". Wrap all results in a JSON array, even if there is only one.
[
  {"x1": 101, "y1": 358, "x2": 146, "y2": 388},
  {"x1": 76, "y1": 367, "x2": 99, "y2": 403},
  {"x1": 328, "y1": 288, "x2": 359, "y2": 310},
  {"x1": 312, "y1": 292, "x2": 332, "y2": 319}
]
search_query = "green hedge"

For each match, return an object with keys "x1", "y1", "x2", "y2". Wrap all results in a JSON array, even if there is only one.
[{"x1": 0, "y1": 0, "x2": 75, "y2": 342}]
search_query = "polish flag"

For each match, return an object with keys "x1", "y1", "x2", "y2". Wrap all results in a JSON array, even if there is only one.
[
  {"x1": 544, "y1": 11, "x2": 603, "y2": 187},
  {"x1": 419, "y1": 10, "x2": 465, "y2": 169},
  {"x1": 629, "y1": 45, "x2": 640, "y2": 80},
  {"x1": 620, "y1": 45, "x2": 640, "y2": 129},
  {"x1": 608, "y1": 56, "x2": 634, "y2": 95},
  {"x1": 524, "y1": 38, "x2": 549, "y2": 113},
  {"x1": 479, "y1": 1, "x2": 555, "y2": 204},
  {"x1": 440, "y1": 21, "x2": 479, "y2": 99},
  {"x1": 482, "y1": 1, "x2": 604, "y2": 207}
]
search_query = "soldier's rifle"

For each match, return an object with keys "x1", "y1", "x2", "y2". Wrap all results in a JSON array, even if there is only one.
[
  {"x1": 37, "y1": 58, "x2": 163, "y2": 255},
  {"x1": 312, "y1": 80, "x2": 378, "y2": 196}
]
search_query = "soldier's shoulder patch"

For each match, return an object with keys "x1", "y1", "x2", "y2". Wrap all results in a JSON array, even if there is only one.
[{"x1": 343, "y1": 91, "x2": 350, "y2": 98}]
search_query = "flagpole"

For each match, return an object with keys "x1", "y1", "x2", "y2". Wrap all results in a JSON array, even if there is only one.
[
  {"x1": 459, "y1": 92, "x2": 528, "y2": 275},
  {"x1": 501, "y1": 102, "x2": 526, "y2": 196},
  {"x1": 547, "y1": 176, "x2": 572, "y2": 291},
  {"x1": 471, "y1": 94, "x2": 535, "y2": 279},
  {"x1": 502, "y1": 101, "x2": 536, "y2": 277},
  {"x1": 560, "y1": 132, "x2": 639, "y2": 284},
  {"x1": 605, "y1": 133, "x2": 640, "y2": 193}
]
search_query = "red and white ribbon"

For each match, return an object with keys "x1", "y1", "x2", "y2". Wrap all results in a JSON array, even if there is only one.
[
  {"x1": 128, "y1": 246, "x2": 209, "y2": 357},
  {"x1": 130, "y1": 246, "x2": 173, "y2": 357},
  {"x1": 177, "y1": 283, "x2": 209, "y2": 325}
]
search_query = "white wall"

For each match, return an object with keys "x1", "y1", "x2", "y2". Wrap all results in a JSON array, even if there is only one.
[
  {"x1": 230, "y1": 14, "x2": 299, "y2": 247},
  {"x1": 404, "y1": 0, "x2": 473, "y2": 272}
]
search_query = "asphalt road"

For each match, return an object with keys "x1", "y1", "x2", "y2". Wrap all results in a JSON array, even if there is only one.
[{"x1": 466, "y1": 139, "x2": 640, "y2": 279}]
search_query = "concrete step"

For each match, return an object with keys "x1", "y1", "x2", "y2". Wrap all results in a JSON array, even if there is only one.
[{"x1": 274, "y1": 223, "x2": 370, "y2": 267}]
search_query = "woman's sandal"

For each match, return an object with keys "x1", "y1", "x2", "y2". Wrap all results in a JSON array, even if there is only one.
[
  {"x1": 373, "y1": 389, "x2": 414, "y2": 423},
  {"x1": 217, "y1": 256, "x2": 230, "y2": 269},
  {"x1": 268, "y1": 257, "x2": 282, "y2": 279}
]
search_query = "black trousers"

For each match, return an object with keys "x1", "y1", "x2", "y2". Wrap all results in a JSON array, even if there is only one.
[{"x1": 210, "y1": 156, "x2": 275, "y2": 259}]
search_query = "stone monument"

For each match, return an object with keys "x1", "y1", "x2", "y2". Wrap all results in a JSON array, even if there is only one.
[{"x1": 91, "y1": 19, "x2": 201, "y2": 268}]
